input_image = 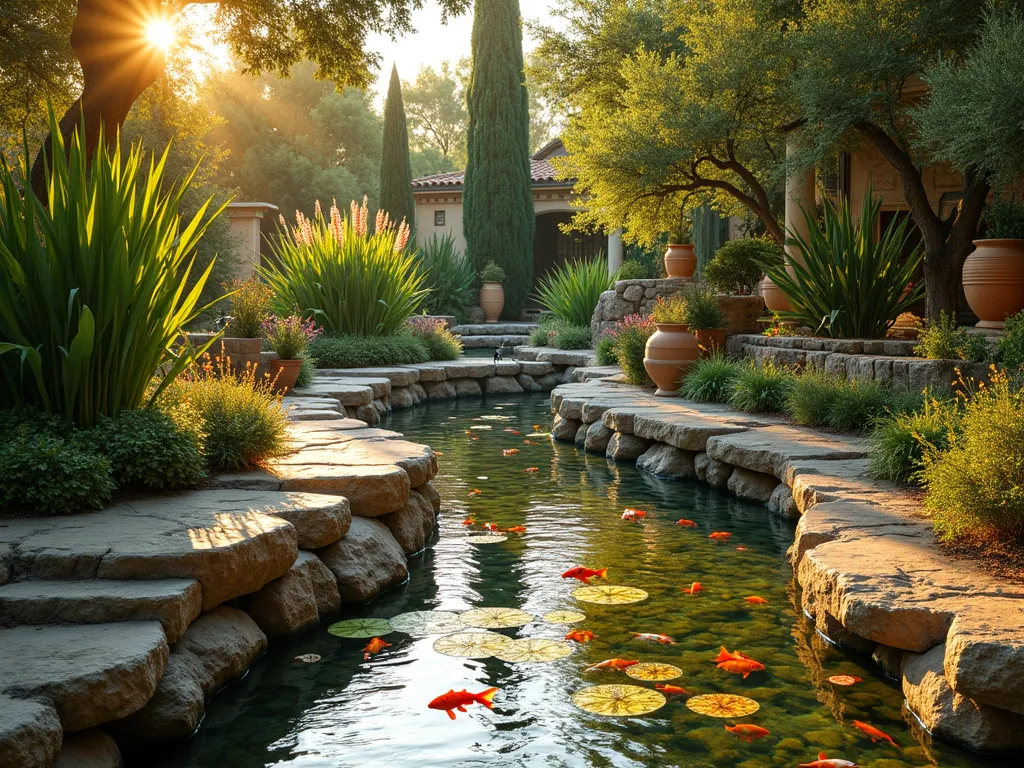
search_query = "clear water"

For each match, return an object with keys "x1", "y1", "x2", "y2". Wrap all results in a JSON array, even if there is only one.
[{"x1": 152, "y1": 393, "x2": 997, "y2": 768}]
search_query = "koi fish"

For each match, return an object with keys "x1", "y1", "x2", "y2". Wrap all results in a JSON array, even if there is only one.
[
  {"x1": 736, "y1": 545, "x2": 749, "y2": 551},
  {"x1": 434, "y1": 451, "x2": 444, "y2": 456},
  {"x1": 711, "y1": 647, "x2": 759, "y2": 663},
  {"x1": 621, "y1": 511, "x2": 639, "y2": 522},
  {"x1": 294, "y1": 654, "x2": 321, "y2": 663},
  {"x1": 504, "y1": 429, "x2": 521, "y2": 435},
  {"x1": 428, "y1": 687, "x2": 499, "y2": 720},
  {"x1": 464, "y1": 430, "x2": 473, "y2": 435},
  {"x1": 631, "y1": 632, "x2": 675, "y2": 645},
  {"x1": 585, "y1": 658, "x2": 639, "y2": 672},
  {"x1": 799, "y1": 753, "x2": 859, "y2": 768},
  {"x1": 676, "y1": 519, "x2": 697, "y2": 527},
  {"x1": 852, "y1": 720, "x2": 897, "y2": 748},
  {"x1": 684, "y1": 582, "x2": 704, "y2": 595},
  {"x1": 468, "y1": 489, "x2": 482, "y2": 496},
  {"x1": 523, "y1": 439, "x2": 538, "y2": 445},
  {"x1": 623, "y1": 508, "x2": 647, "y2": 517},
  {"x1": 565, "y1": 629, "x2": 597, "y2": 643},
  {"x1": 471, "y1": 436, "x2": 479, "y2": 441},
  {"x1": 484, "y1": 522, "x2": 499, "y2": 532},
  {"x1": 717, "y1": 658, "x2": 766, "y2": 679},
  {"x1": 362, "y1": 637, "x2": 391, "y2": 660},
  {"x1": 505, "y1": 525, "x2": 527, "y2": 534},
  {"x1": 462, "y1": 517, "x2": 475, "y2": 526},
  {"x1": 502, "y1": 449, "x2": 520, "y2": 456},
  {"x1": 708, "y1": 531, "x2": 732, "y2": 541},
  {"x1": 654, "y1": 684, "x2": 689, "y2": 696},
  {"x1": 525, "y1": 467, "x2": 539, "y2": 473},
  {"x1": 745, "y1": 596, "x2": 768, "y2": 605},
  {"x1": 561, "y1": 566, "x2": 609, "y2": 584},
  {"x1": 725, "y1": 724, "x2": 770, "y2": 742},
  {"x1": 533, "y1": 424, "x2": 542, "y2": 430}
]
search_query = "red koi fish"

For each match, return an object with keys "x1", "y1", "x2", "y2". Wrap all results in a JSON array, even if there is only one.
[
  {"x1": 484, "y1": 522, "x2": 499, "y2": 532},
  {"x1": 362, "y1": 637, "x2": 391, "y2": 660},
  {"x1": 525, "y1": 467, "x2": 539, "y2": 473},
  {"x1": 683, "y1": 582, "x2": 704, "y2": 595},
  {"x1": 502, "y1": 448, "x2": 520, "y2": 456},
  {"x1": 676, "y1": 519, "x2": 697, "y2": 527},
  {"x1": 654, "y1": 684, "x2": 690, "y2": 696},
  {"x1": 561, "y1": 566, "x2": 608, "y2": 584},
  {"x1": 565, "y1": 629, "x2": 597, "y2": 643},
  {"x1": 631, "y1": 632, "x2": 675, "y2": 645},
  {"x1": 799, "y1": 753, "x2": 859, "y2": 768},
  {"x1": 428, "y1": 687, "x2": 499, "y2": 720},
  {"x1": 505, "y1": 525, "x2": 527, "y2": 534},
  {"x1": 725, "y1": 724, "x2": 770, "y2": 742},
  {"x1": 467, "y1": 489, "x2": 482, "y2": 496},
  {"x1": 745, "y1": 596, "x2": 769, "y2": 605},
  {"x1": 462, "y1": 517, "x2": 475, "y2": 526},
  {"x1": 585, "y1": 658, "x2": 639, "y2": 672},
  {"x1": 623, "y1": 508, "x2": 647, "y2": 517},
  {"x1": 852, "y1": 720, "x2": 897, "y2": 748},
  {"x1": 708, "y1": 531, "x2": 732, "y2": 541}
]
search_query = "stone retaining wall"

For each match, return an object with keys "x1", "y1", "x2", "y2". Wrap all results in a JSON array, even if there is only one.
[
  {"x1": 590, "y1": 278, "x2": 691, "y2": 341},
  {"x1": 550, "y1": 378, "x2": 1024, "y2": 754}
]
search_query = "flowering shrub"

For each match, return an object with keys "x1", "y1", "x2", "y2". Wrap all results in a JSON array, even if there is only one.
[
  {"x1": 609, "y1": 313, "x2": 656, "y2": 386},
  {"x1": 408, "y1": 316, "x2": 463, "y2": 361},
  {"x1": 227, "y1": 277, "x2": 274, "y2": 338},
  {"x1": 262, "y1": 315, "x2": 321, "y2": 360}
]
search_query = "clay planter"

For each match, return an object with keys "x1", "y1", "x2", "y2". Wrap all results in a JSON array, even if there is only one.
[
  {"x1": 664, "y1": 244, "x2": 697, "y2": 279},
  {"x1": 270, "y1": 358, "x2": 302, "y2": 393},
  {"x1": 963, "y1": 239, "x2": 1024, "y2": 328},
  {"x1": 715, "y1": 295, "x2": 765, "y2": 334},
  {"x1": 760, "y1": 275, "x2": 792, "y2": 313},
  {"x1": 643, "y1": 322, "x2": 700, "y2": 396},
  {"x1": 187, "y1": 334, "x2": 262, "y2": 376},
  {"x1": 693, "y1": 328, "x2": 727, "y2": 357},
  {"x1": 479, "y1": 282, "x2": 505, "y2": 323}
]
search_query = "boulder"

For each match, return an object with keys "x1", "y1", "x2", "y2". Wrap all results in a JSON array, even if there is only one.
[
  {"x1": 482, "y1": 376, "x2": 524, "y2": 394},
  {"x1": 0, "y1": 696, "x2": 62, "y2": 768},
  {"x1": 636, "y1": 443, "x2": 696, "y2": 479},
  {"x1": 704, "y1": 458, "x2": 733, "y2": 488},
  {"x1": 452, "y1": 378, "x2": 482, "y2": 397},
  {"x1": 726, "y1": 468, "x2": 779, "y2": 503},
  {"x1": 516, "y1": 373, "x2": 540, "y2": 391},
  {"x1": 551, "y1": 414, "x2": 582, "y2": 442},
  {"x1": 179, "y1": 607, "x2": 267, "y2": 694},
  {"x1": 407, "y1": 383, "x2": 427, "y2": 403},
  {"x1": 574, "y1": 424, "x2": 587, "y2": 447},
  {"x1": 944, "y1": 603, "x2": 1024, "y2": 715},
  {"x1": 422, "y1": 380, "x2": 457, "y2": 400},
  {"x1": 52, "y1": 729, "x2": 122, "y2": 768},
  {"x1": 605, "y1": 433, "x2": 652, "y2": 462},
  {"x1": 242, "y1": 558, "x2": 320, "y2": 636},
  {"x1": 275, "y1": 438, "x2": 437, "y2": 488},
  {"x1": 276, "y1": 463, "x2": 411, "y2": 518},
  {"x1": 260, "y1": 494, "x2": 351, "y2": 550},
  {"x1": 632, "y1": 412, "x2": 752, "y2": 452},
  {"x1": 378, "y1": 486, "x2": 437, "y2": 555},
  {"x1": 766, "y1": 484, "x2": 799, "y2": 519},
  {"x1": 295, "y1": 551, "x2": 341, "y2": 616},
  {"x1": 389, "y1": 387, "x2": 415, "y2": 409},
  {"x1": 872, "y1": 644, "x2": 905, "y2": 680},
  {"x1": 351, "y1": 403, "x2": 379, "y2": 426},
  {"x1": 583, "y1": 422, "x2": 614, "y2": 454},
  {"x1": 317, "y1": 517, "x2": 408, "y2": 603},
  {"x1": 535, "y1": 373, "x2": 559, "y2": 389},
  {"x1": 694, "y1": 452, "x2": 710, "y2": 481},
  {"x1": 422, "y1": 482, "x2": 441, "y2": 512}
]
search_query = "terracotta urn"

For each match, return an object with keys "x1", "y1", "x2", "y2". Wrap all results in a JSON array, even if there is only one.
[
  {"x1": 270, "y1": 358, "x2": 302, "y2": 393},
  {"x1": 693, "y1": 328, "x2": 728, "y2": 357},
  {"x1": 962, "y1": 239, "x2": 1024, "y2": 328},
  {"x1": 664, "y1": 244, "x2": 697, "y2": 279},
  {"x1": 187, "y1": 333, "x2": 262, "y2": 376},
  {"x1": 479, "y1": 283, "x2": 505, "y2": 323},
  {"x1": 760, "y1": 275, "x2": 792, "y2": 313},
  {"x1": 643, "y1": 322, "x2": 700, "y2": 396},
  {"x1": 715, "y1": 295, "x2": 765, "y2": 334}
]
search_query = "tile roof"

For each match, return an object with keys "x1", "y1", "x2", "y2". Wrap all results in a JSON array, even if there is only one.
[{"x1": 412, "y1": 139, "x2": 572, "y2": 190}]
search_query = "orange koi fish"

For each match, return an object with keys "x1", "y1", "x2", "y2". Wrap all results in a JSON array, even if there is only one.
[
  {"x1": 525, "y1": 467, "x2": 539, "y2": 473},
  {"x1": 565, "y1": 629, "x2": 597, "y2": 643},
  {"x1": 502, "y1": 448, "x2": 520, "y2": 456},
  {"x1": 523, "y1": 439, "x2": 539, "y2": 445},
  {"x1": 745, "y1": 596, "x2": 769, "y2": 605},
  {"x1": 464, "y1": 430, "x2": 473, "y2": 435},
  {"x1": 468, "y1": 489, "x2": 482, "y2": 496},
  {"x1": 585, "y1": 658, "x2": 639, "y2": 672},
  {"x1": 362, "y1": 637, "x2": 391, "y2": 660},
  {"x1": 852, "y1": 720, "x2": 897, "y2": 748},
  {"x1": 799, "y1": 753, "x2": 859, "y2": 768},
  {"x1": 505, "y1": 525, "x2": 527, "y2": 534},
  {"x1": 462, "y1": 517, "x2": 475, "y2": 526},
  {"x1": 630, "y1": 632, "x2": 675, "y2": 645},
  {"x1": 654, "y1": 683, "x2": 690, "y2": 696},
  {"x1": 484, "y1": 522, "x2": 499, "y2": 532},
  {"x1": 561, "y1": 566, "x2": 609, "y2": 584},
  {"x1": 676, "y1": 519, "x2": 697, "y2": 527},
  {"x1": 684, "y1": 582, "x2": 704, "y2": 595},
  {"x1": 708, "y1": 531, "x2": 732, "y2": 541},
  {"x1": 428, "y1": 687, "x2": 499, "y2": 720},
  {"x1": 533, "y1": 424, "x2": 542, "y2": 430},
  {"x1": 725, "y1": 724, "x2": 770, "y2": 742},
  {"x1": 717, "y1": 658, "x2": 766, "y2": 679},
  {"x1": 711, "y1": 647, "x2": 758, "y2": 663}
]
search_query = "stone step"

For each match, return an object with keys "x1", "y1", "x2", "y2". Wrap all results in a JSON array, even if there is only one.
[
  {"x1": 452, "y1": 323, "x2": 538, "y2": 336},
  {"x1": 0, "y1": 579, "x2": 202, "y2": 643},
  {"x1": 460, "y1": 334, "x2": 531, "y2": 349}
]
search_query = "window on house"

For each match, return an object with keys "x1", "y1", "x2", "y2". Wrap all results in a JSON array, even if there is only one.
[{"x1": 434, "y1": 211, "x2": 445, "y2": 226}]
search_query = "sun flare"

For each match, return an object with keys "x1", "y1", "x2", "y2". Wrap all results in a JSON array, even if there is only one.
[{"x1": 145, "y1": 17, "x2": 176, "y2": 52}]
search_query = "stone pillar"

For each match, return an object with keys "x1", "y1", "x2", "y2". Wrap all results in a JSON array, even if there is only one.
[
  {"x1": 226, "y1": 202, "x2": 280, "y2": 278},
  {"x1": 784, "y1": 138, "x2": 815, "y2": 267},
  {"x1": 608, "y1": 228, "x2": 624, "y2": 274}
]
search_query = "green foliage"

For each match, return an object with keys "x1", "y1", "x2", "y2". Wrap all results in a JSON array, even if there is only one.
[
  {"x1": 404, "y1": 61, "x2": 468, "y2": 164},
  {"x1": 263, "y1": 199, "x2": 425, "y2": 336},
  {"x1": 617, "y1": 260, "x2": 650, "y2": 280},
  {"x1": 703, "y1": 237, "x2": 784, "y2": 295},
  {"x1": 307, "y1": 333, "x2": 430, "y2": 368},
  {"x1": 679, "y1": 353, "x2": 741, "y2": 403},
  {"x1": 295, "y1": 356, "x2": 315, "y2": 388},
  {"x1": 414, "y1": 234, "x2": 475, "y2": 320},
  {"x1": 464, "y1": 0, "x2": 535, "y2": 316},
  {"x1": 228, "y1": 277, "x2": 274, "y2": 338},
  {"x1": 729, "y1": 360, "x2": 794, "y2": 413},
  {"x1": 534, "y1": 257, "x2": 614, "y2": 326},
  {"x1": 869, "y1": 398, "x2": 953, "y2": 484},
  {"x1": 611, "y1": 315, "x2": 656, "y2": 387},
  {"x1": 380, "y1": 66, "x2": 416, "y2": 233},
  {"x1": 408, "y1": 317, "x2": 464, "y2": 361},
  {"x1": 529, "y1": 324, "x2": 551, "y2": 346},
  {"x1": 764, "y1": 191, "x2": 924, "y2": 339},
  {"x1": 595, "y1": 334, "x2": 618, "y2": 365},
  {"x1": 982, "y1": 199, "x2": 1024, "y2": 240},
  {"x1": 914, "y1": 312, "x2": 992, "y2": 362},
  {"x1": 998, "y1": 310, "x2": 1024, "y2": 370},
  {"x1": 923, "y1": 372, "x2": 1024, "y2": 543},
  {"x1": 650, "y1": 295, "x2": 688, "y2": 324},
  {"x1": 262, "y1": 316, "x2": 320, "y2": 360},
  {"x1": 681, "y1": 285, "x2": 725, "y2": 330},
  {"x1": 480, "y1": 261, "x2": 506, "y2": 283},
  {"x1": 550, "y1": 324, "x2": 592, "y2": 350},
  {"x1": 0, "y1": 114, "x2": 223, "y2": 428},
  {"x1": 786, "y1": 370, "x2": 920, "y2": 434}
]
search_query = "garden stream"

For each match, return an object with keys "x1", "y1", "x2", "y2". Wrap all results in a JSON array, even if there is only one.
[{"x1": 153, "y1": 393, "x2": 998, "y2": 768}]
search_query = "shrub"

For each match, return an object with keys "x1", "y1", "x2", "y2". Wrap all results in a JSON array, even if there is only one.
[
  {"x1": 0, "y1": 113, "x2": 224, "y2": 428},
  {"x1": 529, "y1": 324, "x2": 551, "y2": 346},
  {"x1": 617, "y1": 260, "x2": 650, "y2": 280},
  {"x1": 79, "y1": 409, "x2": 205, "y2": 491},
  {"x1": 869, "y1": 398, "x2": 954, "y2": 483},
  {"x1": 923, "y1": 370, "x2": 1024, "y2": 542},
  {"x1": 408, "y1": 317, "x2": 463, "y2": 361},
  {"x1": 651, "y1": 295, "x2": 687, "y2": 323},
  {"x1": 227, "y1": 277, "x2": 274, "y2": 338},
  {"x1": 729, "y1": 360, "x2": 794, "y2": 413},
  {"x1": 914, "y1": 312, "x2": 991, "y2": 362},
  {"x1": 997, "y1": 310, "x2": 1024, "y2": 370},
  {"x1": 682, "y1": 284, "x2": 725, "y2": 330},
  {"x1": 595, "y1": 334, "x2": 617, "y2": 365},
  {"x1": 983, "y1": 199, "x2": 1024, "y2": 239},
  {"x1": 786, "y1": 370, "x2": 923, "y2": 433},
  {"x1": 550, "y1": 324, "x2": 592, "y2": 349},
  {"x1": 762, "y1": 191, "x2": 923, "y2": 338},
  {"x1": 263, "y1": 199, "x2": 425, "y2": 336},
  {"x1": 703, "y1": 237, "x2": 784, "y2": 295},
  {"x1": 679, "y1": 353, "x2": 741, "y2": 402},
  {"x1": 534, "y1": 257, "x2": 614, "y2": 327},
  {"x1": 414, "y1": 234, "x2": 475, "y2": 320},
  {"x1": 307, "y1": 333, "x2": 430, "y2": 368},
  {"x1": 262, "y1": 315, "x2": 321, "y2": 360},
  {"x1": 624, "y1": 242, "x2": 665, "y2": 278},
  {"x1": 480, "y1": 261, "x2": 506, "y2": 283},
  {"x1": 611, "y1": 314, "x2": 656, "y2": 386},
  {"x1": 295, "y1": 356, "x2": 315, "y2": 388}
]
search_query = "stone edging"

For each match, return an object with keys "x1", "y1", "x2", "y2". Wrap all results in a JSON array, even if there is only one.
[{"x1": 550, "y1": 377, "x2": 1024, "y2": 753}]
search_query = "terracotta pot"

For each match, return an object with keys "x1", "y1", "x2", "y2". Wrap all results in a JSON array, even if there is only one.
[
  {"x1": 270, "y1": 358, "x2": 302, "y2": 393},
  {"x1": 479, "y1": 282, "x2": 505, "y2": 323},
  {"x1": 760, "y1": 275, "x2": 792, "y2": 313},
  {"x1": 664, "y1": 244, "x2": 697, "y2": 279},
  {"x1": 693, "y1": 328, "x2": 727, "y2": 357},
  {"x1": 715, "y1": 295, "x2": 765, "y2": 334},
  {"x1": 643, "y1": 322, "x2": 700, "y2": 396},
  {"x1": 187, "y1": 334, "x2": 262, "y2": 376},
  {"x1": 963, "y1": 239, "x2": 1024, "y2": 329}
]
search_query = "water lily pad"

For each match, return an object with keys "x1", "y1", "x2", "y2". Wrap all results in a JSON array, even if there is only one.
[
  {"x1": 827, "y1": 674, "x2": 862, "y2": 686},
  {"x1": 327, "y1": 618, "x2": 394, "y2": 638},
  {"x1": 543, "y1": 610, "x2": 586, "y2": 624},
  {"x1": 461, "y1": 607, "x2": 534, "y2": 628},
  {"x1": 294, "y1": 654, "x2": 321, "y2": 663},
  {"x1": 572, "y1": 685, "x2": 666, "y2": 717},
  {"x1": 572, "y1": 585, "x2": 649, "y2": 605},
  {"x1": 686, "y1": 694, "x2": 760, "y2": 718},
  {"x1": 466, "y1": 534, "x2": 508, "y2": 544},
  {"x1": 432, "y1": 631, "x2": 512, "y2": 659},
  {"x1": 494, "y1": 638, "x2": 574, "y2": 663},
  {"x1": 625, "y1": 662, "x2": 683, "y2": 682},
  {"x1": 388, "y1": 610, "x2": 466, "y2": 636}
]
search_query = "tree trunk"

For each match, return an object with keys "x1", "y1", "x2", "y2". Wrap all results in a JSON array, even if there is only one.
[
  {"x1": 923, "y1": 240, "x2": 969, "y2": 322},
  {"x1": 30, "y1": 0, "x2": 166, "y2": 199}
]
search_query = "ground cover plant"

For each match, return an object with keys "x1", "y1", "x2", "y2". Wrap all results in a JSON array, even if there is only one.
[
  {"x1": 678, "y1": 354, "x2": 741, "y2": 402},
  {"x1": 869, "y1": 397, "x2": 955, "y2": 484},
  {"x1": 914, "y1": 312, "x2": 992, "y2": 362},
  {"x1": 530, "y1": 316, "x2": 592, "y2": 349},
  {"x1": 786, "y1": 369, "x2": 921, "y2": 434},
  {"x1": 728, "y1": 360, "x2": 794, "y2": 413},
  {"x1": 534, "y1": 257, "x2": 614, "y2": 327},
  {"x1": 414, "y1": 234, "x2": 475, "y2": 320},
  {"x1": 307, "y1": 333, "x2": 430, "y2": 368}
]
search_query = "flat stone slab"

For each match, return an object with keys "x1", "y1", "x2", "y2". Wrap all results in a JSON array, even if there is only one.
[
  {"x1": 307, "y1": 367, "x2": 420, "y2": 387},
  {"x1": 706, "y1": 425, "x2": 869, "y2": 478},
  {"x1": 0, "y1": 490, "x2": 303, "y2": 610},
  {"x1": 782, "y1": 457, "x2": 920, "y2": 516},
  {"x1": 572, "y1": 365, "x2": 621, "y2": 381},
  {"x1": 286, "y1": 422, "x2": 404, "y2": 451},
  {"x1": 274, "y1": 438, "x2": 437, "y2": 488},
  {"x1": 452, "y1": 323, "x2": 537, "y2": 335},
  {"x1": 0, "y1": 695, "x2": 62, "y2": 768},
  {"x1": 274, "y1": 463, "x2": 411, "y2": 517},
  {"x1": 312, "y1": 375, "x2": 392, "y2": 399},
  {"x1": 0, "y1": 622, "x2": 168, "y2": 731},
  {"x1": 0, "y1": 579, "x2": 201, "y2": 643},
  {"x1": 300, "y1": 382, "x2": 375, "y2": 406}
]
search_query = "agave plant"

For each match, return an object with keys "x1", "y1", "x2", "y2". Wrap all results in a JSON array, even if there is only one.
[
  {"x1": 534, "y1": 256, "x2": 614, "y2": 327},
  {"x1": 0, "y1": 113, "x2": 224, "y2": 427},
  {"x1": 413, "y1": 233, "x2": 475, "y2": 319},
  {"x1": 761, "y1": 191, "x2": 924, "y2": 338},
  {"x1": 263, "y1": 199, "x2": 426, "y2": 336}
]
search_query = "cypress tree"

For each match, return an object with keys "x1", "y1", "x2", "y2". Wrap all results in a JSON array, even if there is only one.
[
  {"x1": 379, "y1": 65, "x2": 416, "y2": 232},
  {"x1": 463, "y1": 0, "x2": 534, "y2": 317}
]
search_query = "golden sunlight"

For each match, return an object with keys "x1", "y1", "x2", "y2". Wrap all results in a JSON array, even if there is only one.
[{"x1": 145, "y1": 17, "x2": 177, "y2": 52}]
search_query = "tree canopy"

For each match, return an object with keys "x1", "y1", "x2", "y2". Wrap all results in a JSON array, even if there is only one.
[{"x1": 404, "y1": 60, "x2": 468, "y2": 164}]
